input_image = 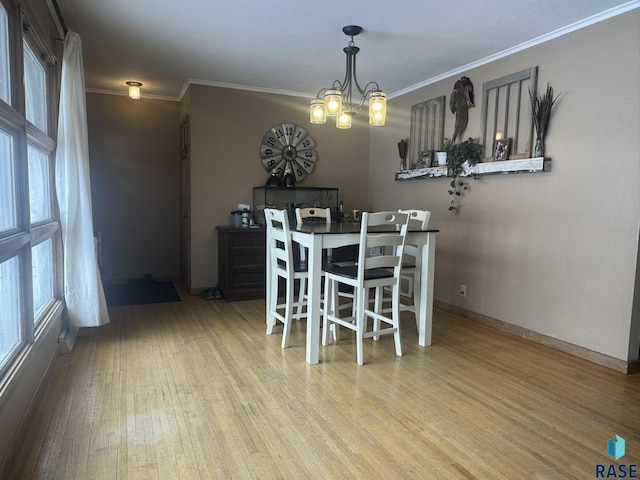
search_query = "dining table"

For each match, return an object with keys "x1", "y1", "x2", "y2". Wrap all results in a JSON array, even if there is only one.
[{"x1": 265, "y1": 221, "x2": 439, "y2": 365}]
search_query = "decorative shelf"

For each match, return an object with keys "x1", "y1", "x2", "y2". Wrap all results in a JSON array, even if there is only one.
[
  {"x1": 395, "y1": 165, "x2": 448, "y2": 181},
  {"x1": 394, "y1": 157, "x2": 551, "y2": 181}
]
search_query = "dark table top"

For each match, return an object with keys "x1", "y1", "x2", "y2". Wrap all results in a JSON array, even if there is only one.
[{"x1": 292, "y1": 222, "x2": 439, "y2": 235}]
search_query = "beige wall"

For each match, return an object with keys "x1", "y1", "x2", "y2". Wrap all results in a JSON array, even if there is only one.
[
  {"x1": 82, "y1": 11, "x2": 639, "y2": 363},
  {"x1": 368, "y1": 11, "x2": 640, "y2": 362},
  {"x1": 87, "y1": 93, "x2": 181, "y2": 283},
  {"x1": 184, "y1": 85, "x2": 370, "y2": 289}
]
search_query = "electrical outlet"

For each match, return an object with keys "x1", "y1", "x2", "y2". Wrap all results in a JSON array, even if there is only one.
[{"x1": 459, "y1": 284, "x2": 467, "y2": 297}]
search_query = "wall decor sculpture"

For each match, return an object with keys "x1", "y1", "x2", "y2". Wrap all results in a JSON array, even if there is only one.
[{"x1": 449, "y1": 76, "x2": 475, "y2": 143}]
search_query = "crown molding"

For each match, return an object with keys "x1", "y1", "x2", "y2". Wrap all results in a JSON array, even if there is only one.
[{"x1": 389, "y1": 1, "x2": 640, "y2": 99}]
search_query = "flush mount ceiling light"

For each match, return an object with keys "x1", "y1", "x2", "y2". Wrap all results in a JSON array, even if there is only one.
[
  {"x1": 310, "y1": 25, "x2": 386, "y2": 129},
  {"x1": 125, "y1": 81, "x2": 142, "y2": 100}
]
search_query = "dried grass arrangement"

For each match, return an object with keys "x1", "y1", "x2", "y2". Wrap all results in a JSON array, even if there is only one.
[{"x1": 529, "y1": 83, "x2": 560, "y2": 156}]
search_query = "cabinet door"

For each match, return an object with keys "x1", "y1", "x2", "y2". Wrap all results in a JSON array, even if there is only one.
[{"x1": 217, "y1": 228, "x2": 266, "y2": 301}]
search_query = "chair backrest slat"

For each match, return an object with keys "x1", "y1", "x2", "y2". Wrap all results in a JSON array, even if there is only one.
[
  {"x1": 295, "y1": 207, "x2": 332, "y2": 264},
  {"x1": 295, "y1": 207, "x2": 331, "y2": 225},
  {"x1": 399, "y1": 209, "x2": 430, "y2": 230},
  {"x1": 358, "y1": 211, "x2": 410, "y2": 276},
  {"x1": 398, "y1": 209, "x2": 430, "y2": 260},
  {"x1": 265, "y1": 208, "x2": 294, "y2": 274}
]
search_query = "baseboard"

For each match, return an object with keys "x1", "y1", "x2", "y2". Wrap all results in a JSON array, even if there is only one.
[{"x1": 435, "y1": 300, "x2": 637, "y2": 375}]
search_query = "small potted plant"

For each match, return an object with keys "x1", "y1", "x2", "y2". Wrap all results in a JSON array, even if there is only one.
[
  {"x1": 446, "y1": 137, "x2": 483, "y2": 212},
  {"x1": 436, "y1": 138, "x2": 452, "y2": 166}
]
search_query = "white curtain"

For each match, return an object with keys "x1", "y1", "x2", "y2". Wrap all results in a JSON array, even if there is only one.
[{"x1": 55, "y1": 31, "x2": 109, "y2": 328}]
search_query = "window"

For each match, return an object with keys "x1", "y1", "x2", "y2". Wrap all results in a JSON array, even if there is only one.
[
  {"x1": 0, "y1": 5, "x2": 10, "y2": 104},
  {"x1": 0, "y1": 127, "x2": 16, "y2": 231},
  {"x1": 32, "y1": 238, "x2": 54, "y2": 322},
  {"x1": 0, "y1": 1, "x2": 60, "y2": 379},
  {"x1": 479, "y1": 67, "x2": 538, "y2": 159},
  {"x1": 24, "y1": 40, "x2": 47, "y2": 132},
  {"x1": 28, "y1": 144, "x2": 52, "y2": 223},
  {"x1": 409, "y1": 96, "x2": 445, "y2": 168},
  {"x1": 0, "y1": 256, "x2": 21, "y2": 371}
]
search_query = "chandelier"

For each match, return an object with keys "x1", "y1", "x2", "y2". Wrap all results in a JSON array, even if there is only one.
[{"x1": 309, "y1": 26, "x2": 386, "y2": 129}]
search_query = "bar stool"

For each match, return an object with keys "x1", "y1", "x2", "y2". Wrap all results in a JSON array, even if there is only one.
[
  {"x1": 322, "y1": 211, "x2": 410, "y2": 365},
  {"x1": 264, "y1": 208, "x2": 308, "y2": 348}
]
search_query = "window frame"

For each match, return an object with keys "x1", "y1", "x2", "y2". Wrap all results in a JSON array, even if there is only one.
[{"x1": 0, "y1": 0, "x2": 62, "y2": 382}]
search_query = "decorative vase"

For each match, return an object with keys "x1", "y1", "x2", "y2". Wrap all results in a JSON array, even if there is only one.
[
  {"x1": 397, "y1": 139, "x2": 408, "y2": 171},
  {"x1": 283, "y1": 166, "x2": 296, "y2": 188},
  {"x1": 436, "y1": 152, "x2": 448, "y2": 166},
  {"x1": 534, "y1": 139, "x2": 544, "y2": 158}
]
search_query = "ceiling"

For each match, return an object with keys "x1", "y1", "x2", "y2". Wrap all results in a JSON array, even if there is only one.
[{"x1": 54, "y1": 0, "x2": 636, "y2": 101}]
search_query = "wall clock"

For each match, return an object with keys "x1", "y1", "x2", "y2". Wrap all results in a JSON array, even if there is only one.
[{"x1": 260, "y1": 123, "x2": 317, "y2": 183}]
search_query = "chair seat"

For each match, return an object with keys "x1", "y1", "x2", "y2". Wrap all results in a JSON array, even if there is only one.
[{"x1": 324, "y1": 264, "x2": 394, "y2": 281}]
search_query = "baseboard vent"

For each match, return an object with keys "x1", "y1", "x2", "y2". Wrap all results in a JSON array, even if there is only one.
[{"x1": 58, "y1": 327, "x2": 78, "y2": 354}]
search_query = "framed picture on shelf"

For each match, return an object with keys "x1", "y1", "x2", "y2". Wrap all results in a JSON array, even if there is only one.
[
  {"x1": 416, "y1": 151, "x2": 431, "y2": 169},
  {"x1": 493, "y1": 138, "x2": 510, "y2": 162}
]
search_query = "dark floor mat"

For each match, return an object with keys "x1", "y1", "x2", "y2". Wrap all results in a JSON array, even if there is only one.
[{"x1": 104, "y1": 275, "x2": 181, "y2": 307}]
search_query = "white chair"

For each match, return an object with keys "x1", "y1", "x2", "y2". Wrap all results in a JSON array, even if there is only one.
[
  {"x1": 295, "y1": 207, "x2": 331, "y2": 225},
  {"x1": 295, "y1": 207, "x2": 358, "y2": 329},
  {"x1": 294, "y1": 207, "x2": 331, "y2": 319},
  {"x1": 397, "y1": 209, "x2": 430, "y2": 323},
  {"x1": 296, "y1": 207, "x2": 357, "y2": 267},
  {"x1": 322, "y1": 211, "x2": 410, "y2": 365},
  {"x1": 295, "y1": 207, "x2": 332, "y2": 263},
  {"x1": 264, "y1": 208, "x2": 308, "y2": 348}
]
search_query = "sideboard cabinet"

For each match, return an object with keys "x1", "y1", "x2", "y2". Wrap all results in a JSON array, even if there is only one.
[{"x1": 216, "y1": 226, "x2": 266, "y2": 301}]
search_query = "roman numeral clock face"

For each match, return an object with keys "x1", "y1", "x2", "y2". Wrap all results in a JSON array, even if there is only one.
[{"x1": 260, "y1": 123, "x2": 317, "y2": 182}]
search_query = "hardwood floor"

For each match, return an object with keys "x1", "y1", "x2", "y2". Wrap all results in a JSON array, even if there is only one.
[{"x1": 6, "y1": 285, "x2": 640, "y2": 479}]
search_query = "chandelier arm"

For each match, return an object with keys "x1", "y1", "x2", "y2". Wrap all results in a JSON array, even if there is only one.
[
  {"x1": 314, "y1": 87, "x2": 328, "y2": 99},
  {"x1": 349, "y1": 54, "x2": 368, "y2": 98},
  {"x1": 331, "y1": 79, "x2": 345, "y2": 91},
  {"x1": 339, "y1": 51, "x2": 359, "y2": 112},
  {"x1": 361, "y1": 81, "x2": 382, "y2": 95}
]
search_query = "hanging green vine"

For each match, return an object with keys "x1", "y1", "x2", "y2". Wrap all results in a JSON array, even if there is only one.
[{"x1": 446, "y1": 138, "x2": 483, "y2": 213}]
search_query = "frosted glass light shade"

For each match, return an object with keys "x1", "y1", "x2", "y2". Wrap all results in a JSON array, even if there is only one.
[
  {"x1": 369, "y1": 91, "x2": 386, "y2": 126},
  {"x1": 336, "y1": 112, "x2": 352, "y2": 129},
  {"x1": 126, "y1": 81, "x2": 142, "y2": 100},
  {"x1": 324, "y1": 89, "x2": 342, "y2": 116},
  {"x1": 310, "y1": 99, "x2": 326, "y2": 124}
]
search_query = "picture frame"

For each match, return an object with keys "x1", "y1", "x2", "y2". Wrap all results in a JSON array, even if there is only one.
[
  {"x1": 416, "y1": 151, "x2": 431, "y2": 169},
  {"x1": 493, "y1": 138, "x2": 510, "y2": 162}
]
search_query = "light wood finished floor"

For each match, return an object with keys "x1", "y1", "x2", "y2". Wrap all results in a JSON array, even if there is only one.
[{"x1": 6, "y1": 285, "x2": 640, "y2": 479}]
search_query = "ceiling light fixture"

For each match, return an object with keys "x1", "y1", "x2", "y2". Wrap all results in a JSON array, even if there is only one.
[
  {"x1": 310, "y1": 25, "x2": 386, "y2": 129},
  {"x1": 125, "y1": 81, "x2": 142, "y2": 100}
]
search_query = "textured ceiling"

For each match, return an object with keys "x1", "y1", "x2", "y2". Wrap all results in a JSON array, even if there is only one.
[{"x1": 55, "y1": 0, "x2": 637, "y2": 100}]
